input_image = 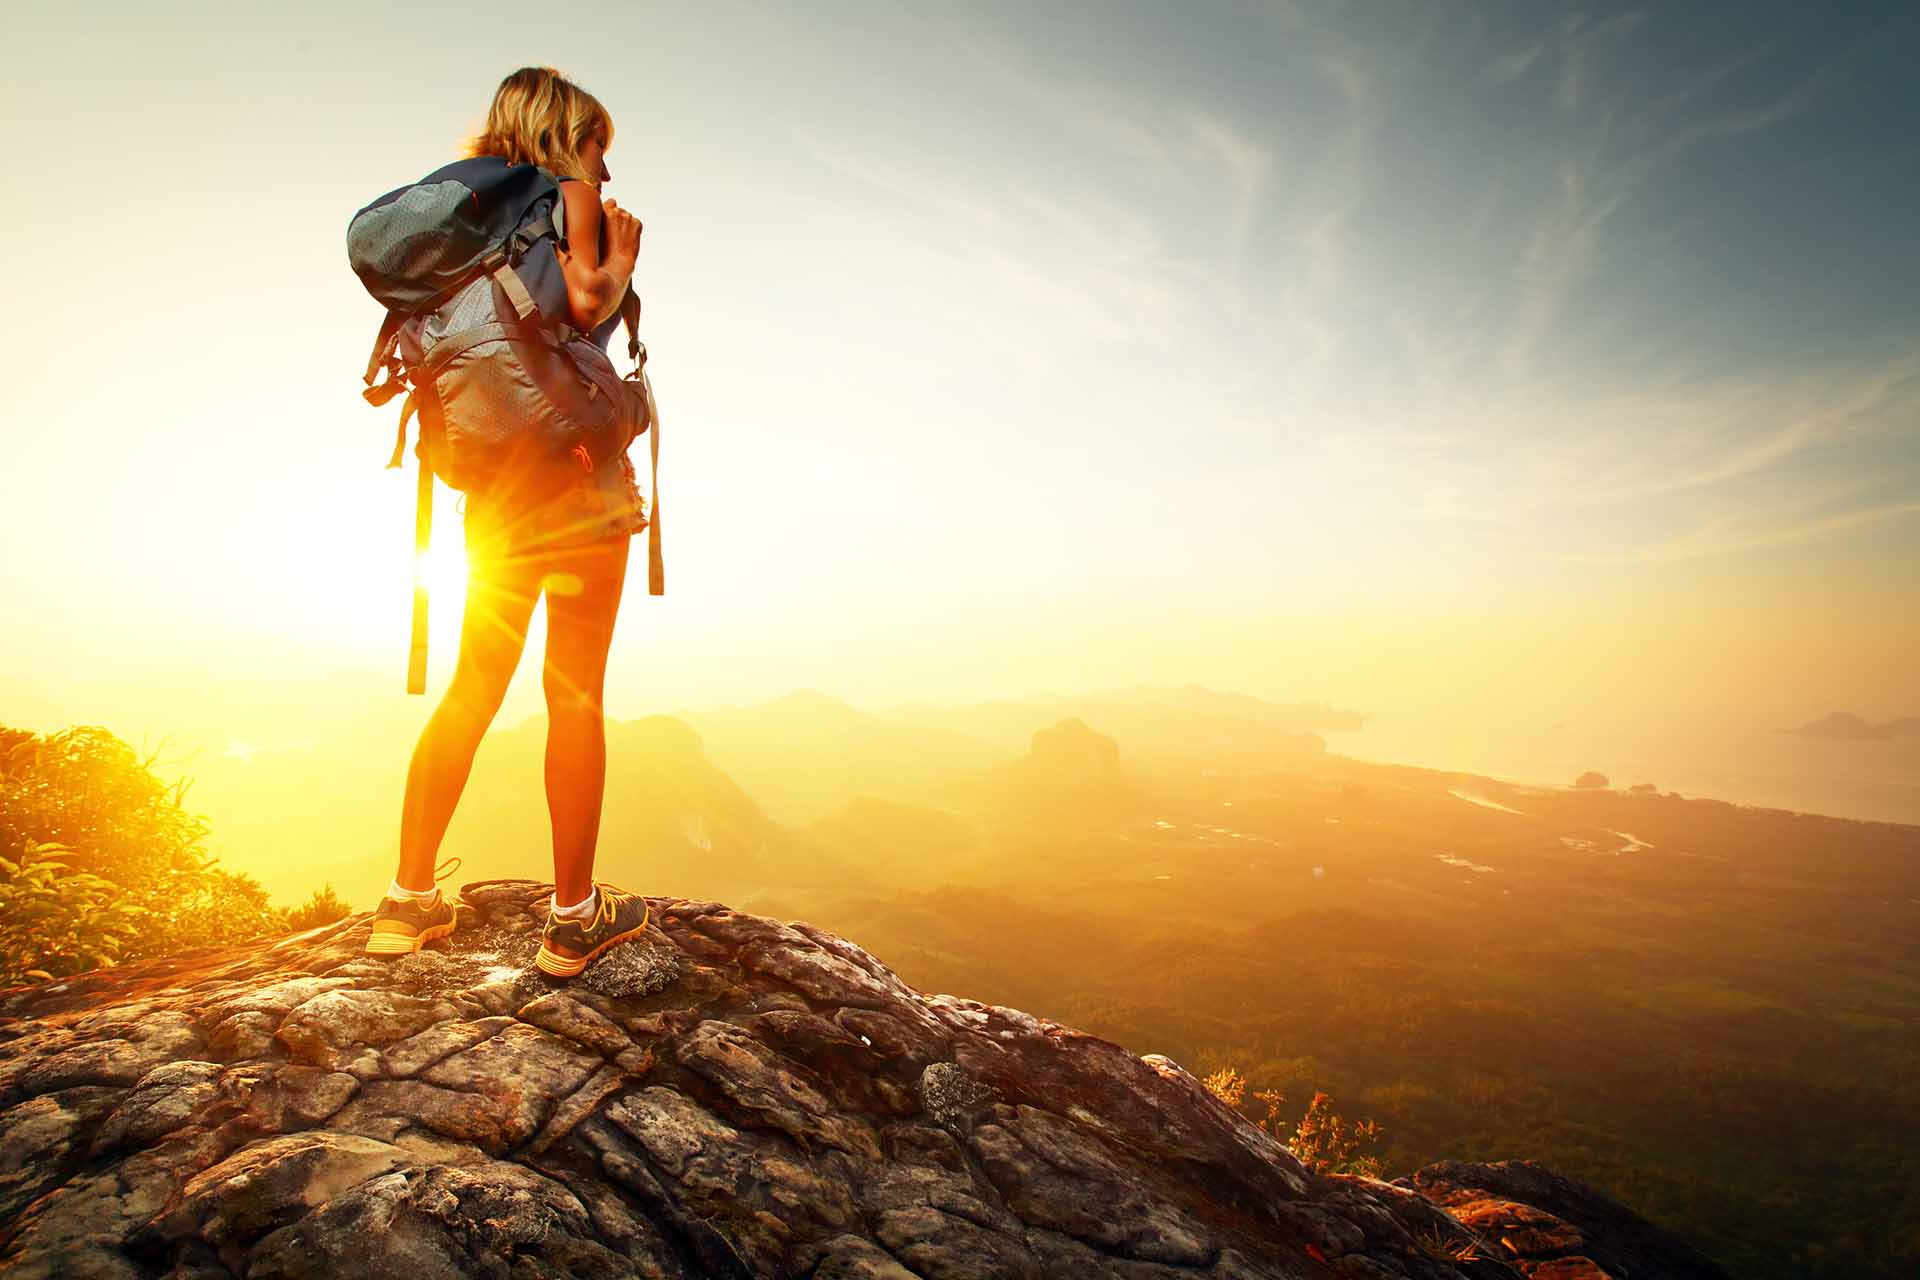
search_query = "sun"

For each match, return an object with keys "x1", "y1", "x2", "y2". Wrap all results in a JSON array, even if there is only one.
[{"x1": 416, "y1": 530, "x2": 470, "y2": 603}]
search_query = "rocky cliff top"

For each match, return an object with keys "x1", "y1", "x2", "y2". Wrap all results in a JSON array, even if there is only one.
[{"x1": 0, "y1": 880, "x2": 1725, "y2": 1279}]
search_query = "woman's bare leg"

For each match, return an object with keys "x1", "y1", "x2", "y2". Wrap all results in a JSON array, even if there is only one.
[
  {"x1": 540, "y1": 537, "x2": 631, "y2": 905},
  {"x1": 393, "y1": 554, "x2": 542, "y2": 890}
]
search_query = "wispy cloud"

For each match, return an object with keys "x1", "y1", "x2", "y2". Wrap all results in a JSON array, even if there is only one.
[
  {"x1": 1177, "y1": 107, "x2": 1272, "y2": 262},
  {"x1": 1485, "y1": 43, "x2": 1542, "y2": 85},
  {"x1": 1558, "y1": 497, "x2": 1920, "y2": 566},
  {"x1": 1554, "y1": 10, "x2": 1646, "y2": 111}
]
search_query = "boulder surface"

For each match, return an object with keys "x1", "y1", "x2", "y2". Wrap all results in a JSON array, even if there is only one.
[{"x1": 0, "y1": 880, "x2": 1725, "y2": 1278}]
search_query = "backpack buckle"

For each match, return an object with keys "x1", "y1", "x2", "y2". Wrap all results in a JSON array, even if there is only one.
[{"x1": 364, "y1": 373, "x2": 407, "y2": 406}]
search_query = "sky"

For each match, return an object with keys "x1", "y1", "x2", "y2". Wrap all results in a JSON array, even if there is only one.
[{"x1": 3, "y1": 0, "x2": 1917, "y2": 821}]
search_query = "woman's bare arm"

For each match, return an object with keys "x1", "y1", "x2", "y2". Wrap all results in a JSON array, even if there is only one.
[{"x1": 555, "y1": 179, "x2": 640, "y2": 331}]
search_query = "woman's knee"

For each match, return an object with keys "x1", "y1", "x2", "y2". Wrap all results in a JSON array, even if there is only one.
[
  {"x1": 445, "y1": 636, "x2": 524, "y2": 722},
  {"x1": 443, "y1": 667, "x2": 513, "y2": 726},
  {"x1": 542, "y1": 658, "x2": 607, "y2": 717}
]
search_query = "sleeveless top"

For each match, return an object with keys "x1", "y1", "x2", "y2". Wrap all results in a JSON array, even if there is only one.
[{"x1": 460, "y1": 188, "x2": 647, "y2": 564}]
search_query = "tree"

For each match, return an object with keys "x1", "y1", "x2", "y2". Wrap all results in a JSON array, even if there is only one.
[{"x1": 275, "y1": 884, "x2": 355, "y2": 933}]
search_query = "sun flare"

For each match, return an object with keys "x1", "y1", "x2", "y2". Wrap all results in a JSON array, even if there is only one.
[{"x1": 416, "y1": 533, "x2": 470, "y2": 603}]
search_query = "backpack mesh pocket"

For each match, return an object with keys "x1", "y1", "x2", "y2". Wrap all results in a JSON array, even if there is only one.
[{"x1": 422, "y1": 320, "x2": 630, "y2": 493}]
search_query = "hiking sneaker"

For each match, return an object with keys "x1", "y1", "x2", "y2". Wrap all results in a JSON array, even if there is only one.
[
  {"x1": 364, "y1": 857, "x2": 462, "y2": 956},
  {"x1": 536, "y1": 881, "x2": 650, "y2": 978}
]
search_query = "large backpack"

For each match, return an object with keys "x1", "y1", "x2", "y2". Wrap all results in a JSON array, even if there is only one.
[{"x1": 347, "y1": 155, "x2": 662, "y2": 690}]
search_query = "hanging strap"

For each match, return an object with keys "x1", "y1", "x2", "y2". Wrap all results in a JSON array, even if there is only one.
[
  {"x1": 362, "y1": 310, "x2": 407, "y2": 406},
  {"x1": 407, "y1": 438, "x2": 433, "y2": 695},
  {"x1": 385, "y1": 390, "x2": 418, "y2": 470},
  {"x1": 642, "y1": 367, "x2": 662, "y2": 596},
  {"x1": 616, "y1": 284, "x2": 661, "y2": 594}
]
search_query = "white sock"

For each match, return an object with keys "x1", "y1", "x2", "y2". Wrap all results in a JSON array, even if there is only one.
[
  {"x1": 388, "y1": 878, "x2": 438, "y2": 903},
  {"x1": 552, "y1": 887, "x2": 597, "y2": 920}
]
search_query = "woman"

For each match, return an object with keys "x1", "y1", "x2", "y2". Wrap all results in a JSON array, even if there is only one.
[{"x1": 363, "y1": 67, "x2": 653, "y2": 979}]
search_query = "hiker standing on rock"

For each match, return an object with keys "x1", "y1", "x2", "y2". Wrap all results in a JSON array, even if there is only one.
[{"x1": 363, "y1": 67, "x2": 653, "y2": 977}]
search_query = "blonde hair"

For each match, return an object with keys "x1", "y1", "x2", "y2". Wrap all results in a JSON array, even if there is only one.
[{"x1": 465, "y1": 66, "x2": 614, "y2": 183}]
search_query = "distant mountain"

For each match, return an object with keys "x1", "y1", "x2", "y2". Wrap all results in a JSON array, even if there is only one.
[
  {"x1": 933, "y1": 717, "x2": 1144, "y2": 840},
  {"x1": 442, "y1": 713, "x2": 858, "y2": 904},
  {"x1": 671, "y1": 691, "x2": 1007, "y2": 824},
  {"x1": 1026, "y1": 716, "x2": 1122, "y2": 780},
  {"x1": 887, "y1": 683, "x2": 1345, "y2": 766},
  {"x1": 1779, "y1": 711, "x2": 1920, "y2": 741}
]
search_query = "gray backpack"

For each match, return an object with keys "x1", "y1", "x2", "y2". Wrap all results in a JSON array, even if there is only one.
[{"x1": 348, "y1": 155, "x2": 662, "y2": 690}]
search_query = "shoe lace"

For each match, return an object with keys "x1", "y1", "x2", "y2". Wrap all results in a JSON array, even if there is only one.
[{"x1": 431, "y1": 856, "x2": 461, "y2": 884}]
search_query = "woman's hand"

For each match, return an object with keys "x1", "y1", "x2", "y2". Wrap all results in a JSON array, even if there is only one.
[{"x1": 601, "y1": 198, "x2": 642, "y2": 266}]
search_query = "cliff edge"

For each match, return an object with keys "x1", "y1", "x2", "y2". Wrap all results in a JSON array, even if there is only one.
[{"x1": 0, "y1": 880, "x2": 1726, "y2": 1279}]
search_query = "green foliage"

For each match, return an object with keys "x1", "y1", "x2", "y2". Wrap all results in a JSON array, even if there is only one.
[
  {"x1": 0, "y1": 842, "x2": 150, "y2": 986},
  {"x1": 1, "y1": 725, "x2": 209, "y2": 894},
  {"x1": 0, "y1": 725, "x2": 313, "y2": 985}
]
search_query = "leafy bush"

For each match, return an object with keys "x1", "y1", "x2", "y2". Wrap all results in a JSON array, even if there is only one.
[
  {"x1": 0, "y1": 724, "x2": 344, "y2": 986},
  {"x1": 0, "y1": 842, "x2": 150, "y2": 985},
  {"x1": 1203, "y1": 1065, "x2": 1386, "y2": 1177},
  {"x1": 2, "y1": 726, "x2": 210, "y2": 892}
]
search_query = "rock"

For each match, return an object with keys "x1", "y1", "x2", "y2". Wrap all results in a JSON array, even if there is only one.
[
  {"x1": 91, "y1": 1061, "x2": 223, "y2": 1154},
  {"x1": 809, "y1": 1234, "x2": 926, "y2": 1279},
  {"x1": 150, "y1": 1131, "x2": 407, "y2": 1253},
  {"x1": 275, "y1": 989, "x2": 457, "y2": 1071},
  {"x1": 0, "y1": 879, "x2": 1729, "y2": 1278},
  {"x1": 380, "y1": 1014, "x2": 514, "y2": 1078},
  {"x1": 417, "y1": 1021, "x2": 601, "y2": 1145},
  {"x1": 200, "y1": 976, "x2": 356, "y2": 1025},
  {"x1": 1411, "y1": 1161, "x2": 1729, "y2": 1279},
  {"x1": 14, "y1": 1011, "x2": 201, "y2": 1093},
  {"x1": 205, "y1": 1011, "x2": 277, "y2": 1061},
  {"x1": 970, "y1": 1102, "x2": 1218, "y2": 1266},
  {"x1": 516, "y1": 991, "x2": 633, "y2": 1057},
  {"x1": 250, "y1": 1065, "x2": 361, "y2": 1130},
  {"x1": 674, "y1": 1018, "x2": 883, "y2": 1160},
  {"x1": 242, "y1": 1162, "x2": 632, "y2": 1279},
  {"x1": 0, "y1": 1085, "x2": 127, "y2": 1221}
]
